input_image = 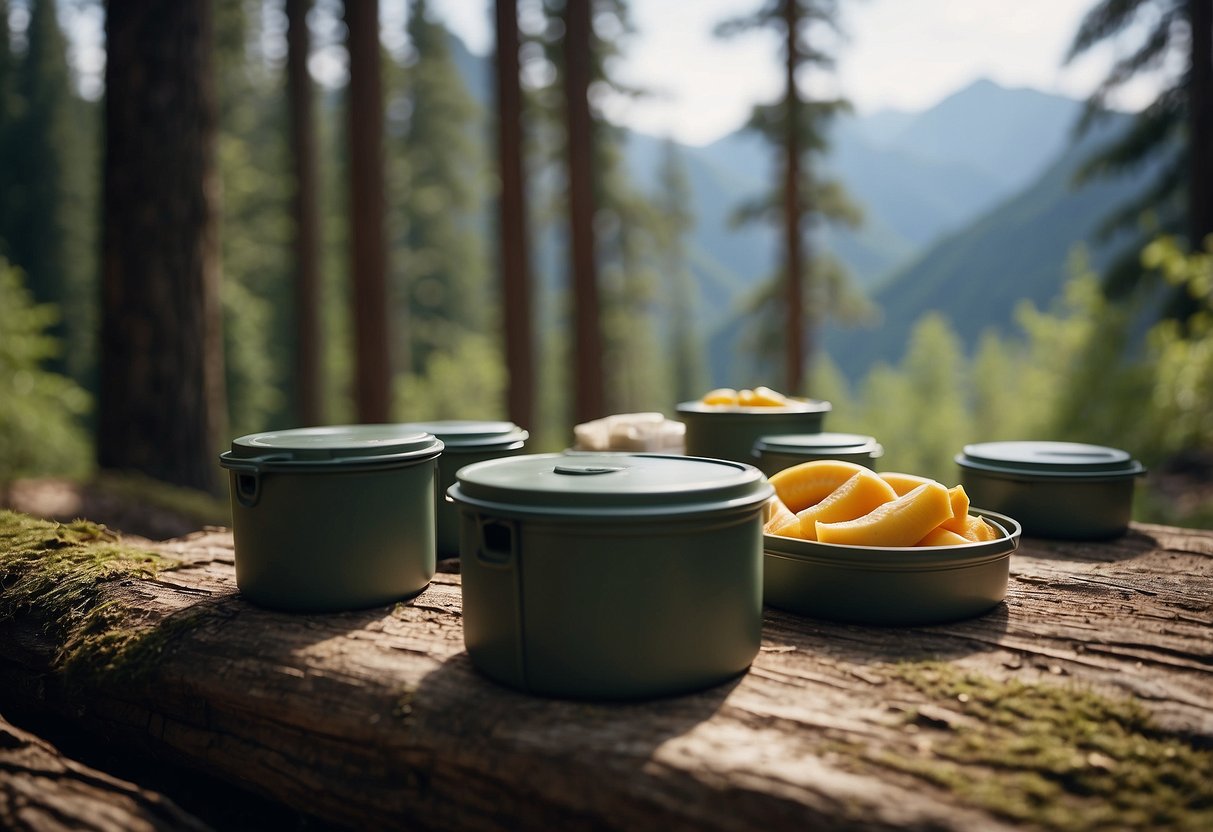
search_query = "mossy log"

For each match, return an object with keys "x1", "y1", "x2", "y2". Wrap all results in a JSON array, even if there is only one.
[
  {"x1": 0, "y1": 510, "x2": 1211, "y2": 831},
  {"x1": 0, "y1": 712, "x2": 210, "y2": 832}
]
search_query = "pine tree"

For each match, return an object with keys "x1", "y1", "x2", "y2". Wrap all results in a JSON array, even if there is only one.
[
  {"x1": 716, "y1": 0, "x2": 861, "y2": 395},
  {"x1": 0, "y1": 0, "x2": 17, "y2": 263}
]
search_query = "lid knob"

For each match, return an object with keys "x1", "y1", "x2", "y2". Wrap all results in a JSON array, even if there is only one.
[{"x1": 552, "y1": 464, "x2": 625, "y2": 476}]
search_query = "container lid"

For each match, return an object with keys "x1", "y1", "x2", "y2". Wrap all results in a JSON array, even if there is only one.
[
  {"x1": 754, "y1": 432, "x2": 882, "y2": 457},
  {"x1": 450, "y1": 452, "x2": 773, "y2": 518},
  {"x1": 956, "y1": 441, "x2": 1145, "y2": 479},
  {"x1": 676, "y1": 398, "x2": 831, "y2": 416},
  {"x1": 391, "y1": 420, "x2": 528, "y2": 451},
  {"x1": 221, "y1": 425, "x2": 443, "y2": 470}
]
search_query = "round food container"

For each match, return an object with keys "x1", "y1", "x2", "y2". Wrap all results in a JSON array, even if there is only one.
[
  {"x1": 449, "y1": 452, "x2": 773, "y2": 700},
  {"x1": 763, "y1": 510, "x2": 1020, "y2": 626},
  {"x1": 394, "y1": 420, "x2": 528, "y2": 558},
  {"x1": 753, "y1": 432, "x2": 883, "y2": 476},
  {"x1": 676, "y1": 399, "x2": 832, "y2": 464},
  {"x1": 218, "y1": 425, "x2": 444, "y2": 612},
  {"x1": 956, "y1": 441, "x2": 1146, "y2": 540}
]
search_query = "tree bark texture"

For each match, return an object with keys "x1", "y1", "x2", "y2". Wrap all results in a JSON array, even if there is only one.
[
  {"x1": 97, "y1": 0, "x2": 225, "y2": 494},
  {"x1": 344, "y1": 0, "x2": 391, "y2": 423},
  {"x1": 494, "y1": 0, "x2": 536, "y2": 434},
  {"x1": 286, "y1": 0, "x2": 324, "y2": 427},
  {"x1": 564, "y1": 0, "x2": 606, "y2": 425},
  {"x1": 1, "y1": 522, "x2": 1210, "y2": 831},
  {"x1": 0, "y1": 713, "x2": 211, "y2": 832},
  {"x1": 782, "y1": 1, "x2": 805, "y2": 395}
]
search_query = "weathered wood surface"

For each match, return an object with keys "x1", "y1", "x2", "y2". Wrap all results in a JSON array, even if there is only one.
[
  {"x1": 1, "y1": 522, "x2": 1211, "y2": 831},
  {"x1": 0, "y1": 713, "x2": 210, "y2": 832}
]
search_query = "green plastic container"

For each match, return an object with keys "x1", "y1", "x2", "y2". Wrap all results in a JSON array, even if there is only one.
[
  {"x1": 763, "y1": 510, "x2": 1020, "y2": 626},
  {"x1": 753, "y1": 432, "x2": 883, "y2": 476},
  {"x1": 956, "y1": 441, "x2": 1146, "y2": 540},
  {"x1": 393, "y1": 420, "x2": 529, "y2": 558},
  {"x1": 218, "y1": 425, "x2": 444, "y2": 612},
  {"x1": 449, "y1": 452, "x2": 773, "y2": 700},
  {"x1": 676, "y1": 399, "x2": 831, "y2": 464}
]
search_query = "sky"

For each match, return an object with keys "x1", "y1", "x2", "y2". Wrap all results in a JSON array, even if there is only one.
[
  {"x1": 431, "y1": 0, "x2": 1169, "y2": 147},
  {"x1": 52, "y1": 0, "x2": 1170, "y2": 149}
]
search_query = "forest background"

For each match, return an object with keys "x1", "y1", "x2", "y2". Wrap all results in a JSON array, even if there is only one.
[{"x1": 1, "y1": 0, "x2": 1211, "y2": 530}]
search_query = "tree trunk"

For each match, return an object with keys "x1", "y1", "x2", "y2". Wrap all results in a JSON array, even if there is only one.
[
  {"x1": 782, "y1": 0, "x2": 805, "y2": 395},
  {"x1": 495, "y1": 0, "x2": 535, "y2": 433},
  {"x1": 97, "y1": 0, "x2": 225, "y2": 494},
  {"x1": 1190, "y1": 0, "x2": 1213, "y2": 252},
  {"x1": 344, "y1": 0, "x2": 391, "y2": 423},
  {"x1": 564, "y1": 0, "x2": 606, "y2": 425},
  {"x1": 286, "y1": 0, "x2": 323, "y2": 427}
]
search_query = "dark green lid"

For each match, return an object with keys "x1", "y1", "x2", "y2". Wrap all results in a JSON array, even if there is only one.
[
  {"x1": 393, "y1": 420, "x2": 528, "y2": 452},
  {"x1": 222, "y1": 425, "x2": 443, "y2": 470},
  {"x1": 754, "y1": 432, "x2": 882, "y2": 456},
  {"x1": 956, "y1": 441, "x2": 1145, "y2": 479},
  {"x1": 450, "y1": 452, "x2": 773, "y2": 518}
]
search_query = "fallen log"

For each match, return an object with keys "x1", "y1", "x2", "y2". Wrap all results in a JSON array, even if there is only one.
[{"x1": 0, "y1": 510, "x2": 1210, "y2": 830}]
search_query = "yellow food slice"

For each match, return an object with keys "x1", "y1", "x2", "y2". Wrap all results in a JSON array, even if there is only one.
[
  {"x1": 816, "y1": 481, "x2": 954, "y2": 547},
  {"x1": 879, "y1": 471, "x2": 936, "y2": 496},
  {"x1": 737, "y1": 388, "x2": 757, "y2": 406},
  {"x1": 749, "y1": 385, "x2": 790, "y2": 407},
  {"x1": 794, "y1": 469, "x2": 898, "y2": 540},
  {"x1": 702, "y1": 387, "x2": 739, "y2": 405},
  {"x1": 959, "y1": 514, "x2": 999, "y2": 542},
  {"x1": 769, "y1": 459, "x2": 868, "y2": 514},
  {"x1": 764, "y1": 496, "x2": 799, "y2": 536},
  {"x1": 917, "y1": 526, "x2": 971, "y2": 547},
  {"x1": 939, "y1": 485, "x2": 971, "y2": 532}
]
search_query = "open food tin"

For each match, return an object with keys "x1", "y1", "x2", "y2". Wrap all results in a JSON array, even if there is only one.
[
  {"x1": 675, "y1": 398, "x2": 832, "y2": 464},
  {"x1": 219, "y1": 425, "x2": 443, "y2": 612},
  {"x1": 763, "y1": 510, "x2": 1020, "y2": 626},
  {"x1": 397, "y1": 420, "x2": 528, "y2": 557},
  {"x1": 753, "y1": 432, "x2": 883, "y2": 476},
  {"x1": 956, "y1": 441, "x2": 1146, "y2": 540},
  {"x1": 449, "y1": 452, "x2": 773, "y2": 700}
]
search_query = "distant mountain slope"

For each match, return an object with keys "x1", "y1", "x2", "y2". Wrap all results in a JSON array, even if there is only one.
[{"x1": 820, "y1": 115, "x2": 1152, "y2": 381}]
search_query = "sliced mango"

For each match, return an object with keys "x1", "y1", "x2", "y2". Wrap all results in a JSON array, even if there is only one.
[
  {"x1": 917, "y1": 526, "x2": 971, "y2": 547},
  {"x1": 769, "y1": 459, "x2": 868, "y2": 514},
  {"x1": 764, "y1": 496, "x2": 799, "y2": 536},
  {"x1": 879, "y1": 471, "x2": 935, "y2": 497},
  {"x1": 959, "y1": 514, "x2": 999, "y2": 542},
  {"x1": 816, "y1": 481, "x2": 954, "y2": 547},
  {"x1": 737, "y1": 388, "x2": 757, "y2": 406},
  {"x1": 702, "y1": 387, "x2": 739, "y2": 405},
  {"x1": 939, "y1": 485, "x2": 971, "y2": 533},
  {"x1": 794, "y1": 469, "x2": 898, "y2": 540},
  {"x1": 749, "y1": 385, "x2": 790, "y2": 406}
]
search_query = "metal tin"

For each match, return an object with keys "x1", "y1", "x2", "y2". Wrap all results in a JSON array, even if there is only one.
[
  {"x1": 763, "y1": 510, "x2": 1020, "y2": 625},
  {"x1": 675, "y1": 399, "x2": 831, "y2": 464},
  {"x1": 449, "y1": 452, "x2": 774, "y2": 700},
  {"x1": 394, "y1": 420, "x2": 528, "y2": 558},
  {"x1": 956, "y1": 441, "x2": 1146, "y2": 540},
  {"x1": 218, "y1": 425, "x2": 444, "y2": 612},
  {"x1": 753, "y1": 432, "x2": 883, "y2": 476}
]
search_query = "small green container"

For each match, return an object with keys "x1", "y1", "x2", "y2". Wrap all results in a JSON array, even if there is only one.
[
  {"x1": 763, "y1": 510, "x2": 1020, "y2": 626},
  {"x1": 218, "y1": 425, "x2": 444, "y2": 612},
  {"x1": 449, "y1": 452, "x2": 773, "y2": 700},
  {"x1": 753, "y1": 432, "x2": 883, "y2": 476},
  {"x1": 675, "y1": 399, "x2": 832, "y2": 464},
  {"x1": 393, "y1": 420, "x2": 529, "y2": 558},
  {"x1": 956, "y1": 441, "x2": 1146, "y2": 540}
]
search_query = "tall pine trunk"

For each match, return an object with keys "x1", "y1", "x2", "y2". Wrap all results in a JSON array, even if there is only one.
[
  {"x1": 98, "y1": 0, "x2": 225, "y2": 494},
  {"x1": 344, "y1": 0, "x2": 391, "y2": 423},
  {"x1": 1190, "y1": 0, "x2": 1212, "y2": 251},
  {"x1": 494, "y1": 0, "x2": 535, "y2": 432},
  {"x1": 782, "y1": 0, "x2": 805, "y2": 395},
  {"x1": 564, "y1": 0, "x2": 606, "y2": 424},
  {"x1": 287, "y1": 0, "x2": 323, "y2": 426}
]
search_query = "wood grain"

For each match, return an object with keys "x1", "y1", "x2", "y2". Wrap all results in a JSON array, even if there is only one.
[{"x1": 1, "y1": 523, "x2": 1210, "y2": 831}]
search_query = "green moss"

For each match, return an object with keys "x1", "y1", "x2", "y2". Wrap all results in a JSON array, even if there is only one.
[
  {"x1": 0, "y1": 509, "x2": 194, "y2": 685},
  {"x1": 869, "y1": 663, "x2": 1213, "y2": 831}
]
